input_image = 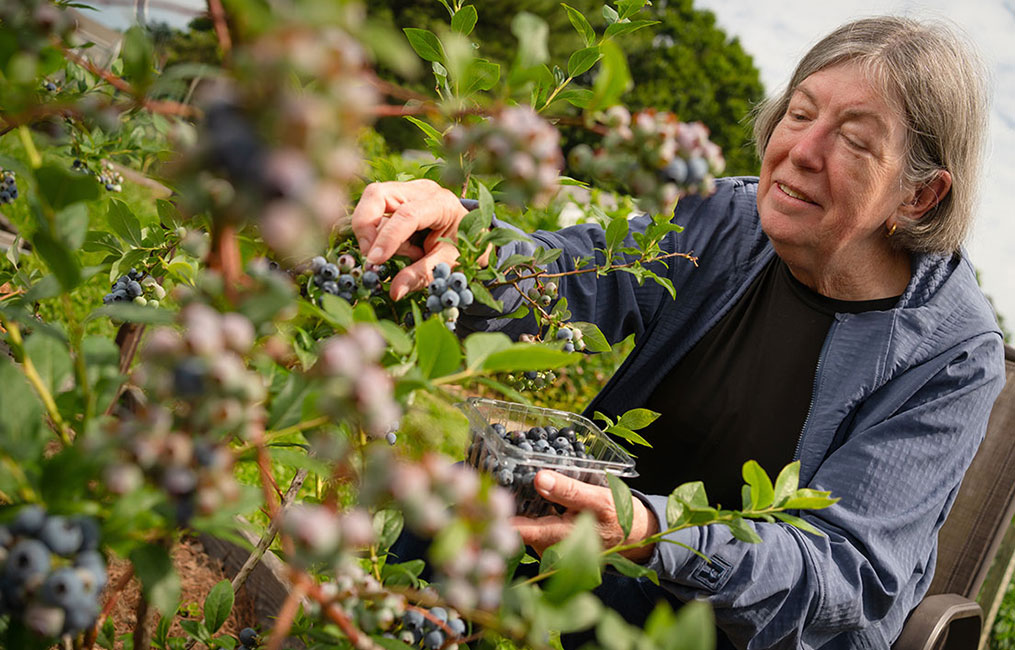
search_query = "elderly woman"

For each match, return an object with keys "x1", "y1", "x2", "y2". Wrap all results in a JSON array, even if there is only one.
[{"x1": 353, "y1": 16, "x2": 1006, "y2": 650}]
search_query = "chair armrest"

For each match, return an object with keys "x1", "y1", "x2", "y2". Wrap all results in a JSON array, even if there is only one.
[{"x1": 892, "y1": 593, "x2": 983, "y2": 650}]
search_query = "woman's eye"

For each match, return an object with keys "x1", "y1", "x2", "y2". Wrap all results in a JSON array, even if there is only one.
[{"x1": 844, "y1": 135, "x2": 868, "y2": 151}]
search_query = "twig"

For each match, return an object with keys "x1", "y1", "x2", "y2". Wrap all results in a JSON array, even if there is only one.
[
  {"x1": 132, "y1": 593, "x2": 155, "y2": 650},
  {"x1": 231, "y1": 468, "x2": 308, "y2": 594},
  {"x1": 206, "y1": 0, "x2": 232, "y2": 56},
  {"x1": 265, "y1": 573, "x2": 310, "y2": 650},
  {"x1": 59, "y1": 44, "x2": 200, "y2": 119},
  {"x1": 488, "y1": 250, "x2": 699, "y2": 288},
  {"x1": 83, "y1": 566, "x2": 136, "y2": 650}
]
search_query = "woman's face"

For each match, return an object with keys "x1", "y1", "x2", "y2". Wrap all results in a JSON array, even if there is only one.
[{"x1": 757, "y1": 62, "x2": 912, "y2": 277}]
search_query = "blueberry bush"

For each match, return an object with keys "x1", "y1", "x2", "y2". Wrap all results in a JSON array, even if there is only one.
[{"x1": 0, "y1": 2, "x2": 837, "y2": 649}]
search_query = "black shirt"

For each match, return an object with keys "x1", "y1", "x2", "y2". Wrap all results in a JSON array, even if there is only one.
[{"x1": 632, "y1": 257, "x2": 900, "y2": 510}]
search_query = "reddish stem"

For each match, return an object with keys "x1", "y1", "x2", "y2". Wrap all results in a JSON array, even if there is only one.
[{"x1": 207, "y1": 0, "x2": 232, "y2": 55}]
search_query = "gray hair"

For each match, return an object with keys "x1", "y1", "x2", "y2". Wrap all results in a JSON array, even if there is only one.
[{"x1": 752, "y1": 16, "x2": 990, "y2": 254}]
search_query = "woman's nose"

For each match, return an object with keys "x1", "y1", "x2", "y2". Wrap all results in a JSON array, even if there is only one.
[{"x1": 788, "y1": 125, "x2": 826, "y2": 172}]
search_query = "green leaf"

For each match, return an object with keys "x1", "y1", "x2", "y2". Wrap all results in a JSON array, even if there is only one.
[
  {"x1": 108, "y1": 199, "x2": 144, "y2": 248},
  {"x1": 122, "y1": 26, "x2": 155, "y2": 88},
  {"x1": 429, "y1": 519, "x2": 470, "y2": 566},
  {"x1": 56, "y1": 203, "x2": 89, "y2": 250},
  {"x1": 87, "y1": 304, "x2": 174, "y2": 325},
  {"x1": 541, "y1": 512, "x2": 602, "y2": 603},
  {"x1": 725, "y1": 515, "x2": 762, "y2": 544},
  {"x1": 773, "y1": 460, "x2": 800, "y2": 507},
  {"x1": 267, "y1": 373, "x2": 310, "y2": 431},
  {"x1": 97, "y1": 617, "x2": 117, "y2": 649},
  {"x1": 478, "y1": 181, "x2": 495, "y2": 222},
  {"x1": 83, "y1": 230, "x2": 123, "y2": 256},
  {"x1": 567, "y1": 46, "x2": 602, "y2": 77},
  {"x1": 742, "y1": 460, "x2": 775, "y2": 510},
  {"x1": 772, "y1": 512, "x2": 824, "y2": 537},
  {"x1": 781, "y1": 489, "x2": 839, "y2": 511},
  {"x1": 617, "y1": 408, "x2": 660, "y2": 431},
  {"x1": 463, "y1": 58, "x2": 500, "y2": 94},
  {"x1": 203, "y1": 580, "x2": 234, "y2": 634},
  {"x1": 604, "y1": 20, "x2": 659, "y2": 39},
  {"x1": 450, "y1": 5, "x2": 478, "y2": 35},
  {"x1": 665, "y1": 481, "x2": 709, "y2": 527},
  {"x1": 319, "y1": 293, "x2": 355, "y2": 329},
  {"x1": 0, "y1": 354, "x2": 45, "y2": 464},
  {"x1": 561, "y1": 3, "x2": 596, "y2": 46},
  {"x1": 607, "y1": 474, "x2": 633, "y2": 539},
  {"x1": 605, "y1": 215, "x2": 629, "y2": 251},
  {"x1": 603, "y1": 5, "x2": 620, "y2": 24},
  {"x1": 24, "y1": 333, "x2": 72, "y2": 397},
  {"x1": 373, "y1": 509, "x2": 404, "y2": 550},
  {"x1": 32, "y1": 229, "x2": 81, "y2": 290},
  {"x1": 481, "y1": 343, "x2": 580, "y2": 372},
  {"x1": 593, "y1": 411, "x2": 615, "y2": 428},
  {"x1": 381, "y1": 559, "x2": 425, "y2": 588},
  {"x1": 555, "y1": 87, "x2": 594, "y2": 108},
  {"x1": 35, "y1": 164, "x2": 101, "y2": 211},
  {"x1": 468, "y1": 280, "x2": 502, "y2": 312},
  {"x1": 416, "y1": 316, "x2": 462, "y2": 379},
  {"x1": 511, "y1": 12, "x2": 549, "y2": 69},
  {"x1": 156, "y1": 199, "x2": 182, "y2": 229},
  {"x1": 376, "y1": 320, "x2": 413, "y2": 356},
  {"x1": 604, "y1": 425, "x2": 651, "y2": 447},
  {"x1": 403, "y1": 116, "x2": 443, "y2": 146},
  {"x1": 179, "y1": 619, "x2": 211, "y2": 644},
  {"x1": 569, "y1": 321, "x2": 610, "y2": 353},
  {"x1": 373, "y1": 635, "x2": 417, "y2": 650},
  {"x1": 403, "y1": 28, "x2": 444, "y2": 64},
  {"x1": 130, "y1": 544, "x2": 181, "y2": 616},
  {"x1": 464, "y1": 332, "x2": 513, "y2": 370},
  {"x1": 604, "y1": 553, "x2": 659, "y2": 585},
  {"x1": 588, "y1": 39, "x2": 630, "y2": 112}
]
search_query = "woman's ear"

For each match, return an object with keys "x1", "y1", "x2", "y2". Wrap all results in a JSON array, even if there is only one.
[{"x1": 900, "y1": 170, "x2": 952, "y2": 220}]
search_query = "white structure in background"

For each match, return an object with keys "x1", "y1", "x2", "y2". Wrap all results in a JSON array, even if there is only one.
[{"x1": 68, "y1": 8, "x2": 124, "y2": 70}]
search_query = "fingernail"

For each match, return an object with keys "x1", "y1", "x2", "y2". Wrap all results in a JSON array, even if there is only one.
[
  {"x1": 535, "y1": 472, "x2": 555, "y2": 494},
  {"x1": 367, "y1": 246, "x2": 384, "y2": 263},
  {"x1": 391, "y1": 285, "x2": 407, "y2": 301}
]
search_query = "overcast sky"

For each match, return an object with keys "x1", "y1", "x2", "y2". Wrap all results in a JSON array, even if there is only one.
[{"x1": 90, "y1": 0, "x2": 1015, "y2": 325}]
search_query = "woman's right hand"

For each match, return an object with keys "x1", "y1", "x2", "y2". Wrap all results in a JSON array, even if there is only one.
[{"x1": 351, "y1": 179, "x2": 470, "y2": 300}]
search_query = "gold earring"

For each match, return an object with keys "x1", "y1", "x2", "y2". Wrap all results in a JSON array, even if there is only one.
[{"x1": 886, "y1": 222, "x2": 898, "y2": 238}]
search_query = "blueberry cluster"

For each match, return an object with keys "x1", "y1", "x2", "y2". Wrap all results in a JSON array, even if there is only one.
[
  {"x1": 424, "y1": 263, "x2": 473, "y2": 331},
  {"x1": 391, "y1": 606, "x2": 467, "y2": 649},
  {"x1": 309, "y1": 254, "x2": 388, "y2": 304},
  {"x1": 237, "y1": 626, "x2": 260, "y2": 649},
  {"x1": 304, "y1": 557, "x2": 409, "y2": 637},
  {"x1": 567, "y1": 107, "x2": 725, "y2": 215},
  {"x1": 0, "y1": 168, "x2": 18, "y2": 205},
  {"x1": 70, "y1": 159, "x2": 90, "y2": 175},
  {"x1": 315, "y1": 325, "x2": 401, "y2": 439},
  {"x1": 97, "y1": 161, "x2": 122, "y2": 193},
  {"x1": 554, "y1": 325, "x2": 585, "y2": 353},
  {"x1": 101, "y1": 268, "x2": 164, "y2": 307},
  {"x1": 282, "y1": 504, "x2": 374, "y2": 561},
  {"x1": 43, "y1": 80, "x2": 57, "y2": 92},
  {"x1": 506, "y1": 369, "x2": 557, "y2": 392},
  {"x1": 106, "y1": 305, "x2": 261, "y2": 523},
  {"x1": 442, "y1": 105, "x2": 564, "y2": 208},
  {"x1": 369, "y1": 451, "x2": 517, "y2": 611},
  {"x1": 524, "y1": 280, "x2": 557, "y2": 309},
  {"x1": 0, "y1": 506, "x2": 106, "y2": 639}
]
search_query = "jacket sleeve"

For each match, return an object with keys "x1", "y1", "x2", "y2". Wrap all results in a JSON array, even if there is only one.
[{"x1": 635, "y1": 334, "x2": 1006, "y2": 649}]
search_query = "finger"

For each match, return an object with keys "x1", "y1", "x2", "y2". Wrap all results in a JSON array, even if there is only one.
[
  {"x1": 388, "y1": 242, "x2": 458, "y2": 301},
  {"x1": 350, "y1": 182, "x2": 404, "y2": 255},
  {"x1": 533, "y1": 470, "x2": 614, "y2": 514},
  {"x1": 366, "y1": 202, "x2": 441, "y2": 265},
  {"x1": 511, "y1": 515, "x2": 575, "y2": 555}
]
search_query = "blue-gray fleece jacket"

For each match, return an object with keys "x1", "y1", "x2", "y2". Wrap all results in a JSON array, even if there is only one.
[{"x1": 465, "y1": 177, "x2": 1006, "y2": 649}]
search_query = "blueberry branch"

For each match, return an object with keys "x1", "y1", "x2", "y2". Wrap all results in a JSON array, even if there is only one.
[{"x1": 489, "y1": 250, "x2": 699, "y2": 288}]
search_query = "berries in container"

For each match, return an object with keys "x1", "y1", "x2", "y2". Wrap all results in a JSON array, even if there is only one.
[{"x1": 458, "y1": 397, "x2": 638, "y2": 517}]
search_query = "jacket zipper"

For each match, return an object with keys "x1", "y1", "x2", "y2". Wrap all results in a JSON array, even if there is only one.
[{"x1": 794, "y1": 317, "x2": 840, "y2": 462}]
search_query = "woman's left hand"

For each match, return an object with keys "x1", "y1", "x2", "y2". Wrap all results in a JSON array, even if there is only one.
[{"x1": 511, "y1": 470, "x2": 659, "y2": 562}]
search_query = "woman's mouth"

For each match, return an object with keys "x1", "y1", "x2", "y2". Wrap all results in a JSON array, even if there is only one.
[{"x1": 777, "y1": 182, "x2": 817, "y2": 205}]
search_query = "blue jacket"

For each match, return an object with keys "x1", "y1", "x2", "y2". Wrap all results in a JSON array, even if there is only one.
[{"x1": 467, "y1": 177, "x2": 1006, "y2": 649}]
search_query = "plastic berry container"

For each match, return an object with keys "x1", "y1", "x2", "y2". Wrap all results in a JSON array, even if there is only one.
[{"x1": 458, "y1": 397, "x2": 638, "y2": 517}]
